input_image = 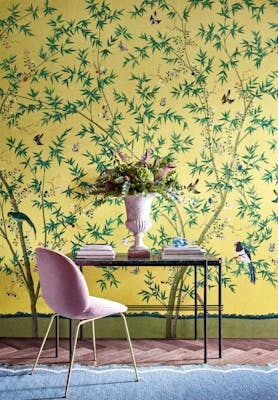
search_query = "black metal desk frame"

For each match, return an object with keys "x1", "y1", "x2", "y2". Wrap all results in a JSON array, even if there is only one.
[{"x1": 59, "y1": 254, "x2": 222, "y2": 363}]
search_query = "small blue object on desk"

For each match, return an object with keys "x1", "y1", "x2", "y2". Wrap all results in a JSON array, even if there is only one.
[{"x1": 172, "y1": 237, "x2": 188, "y2": 247}]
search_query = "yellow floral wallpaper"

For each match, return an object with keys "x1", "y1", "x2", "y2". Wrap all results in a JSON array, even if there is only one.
[{"x1": 0, "y1": 0, "x2": 277, "y2": 338}]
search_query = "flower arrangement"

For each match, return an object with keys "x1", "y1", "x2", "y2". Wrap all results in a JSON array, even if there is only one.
[{"x1": 90, "y1": 149, "x2": 184, "y2": 201}]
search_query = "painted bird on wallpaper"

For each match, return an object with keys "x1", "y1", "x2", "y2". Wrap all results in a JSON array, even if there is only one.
[
  {"x1": 150, "y1": 11, "x2": 161, "y2": 24},
  {"x1": 234, "y1": 241, "x2": 255, "y2": 284},
  {"x1": 272, "y1": 189, "x2": 278, "y2": 203},
  {"x1": 187, "y1": 178, "x2": 200, "y2": 194},
  {"x1": 8, "y1": 211, "x2": 37, "y2": 237},
  {"x1": 118, "y1": 40, "x2": 128, "y2": 51},
  {"x1": 221, "y1": 89, "x2": 235, "y2": 104},
  {"x1": 33, "y1": 133, "x2": 43, "y2": 145}
]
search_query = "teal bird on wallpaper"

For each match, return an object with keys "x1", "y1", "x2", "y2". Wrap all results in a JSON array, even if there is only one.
[
  {"x1": 8, "y1": 211, "x2": 37, "y2": 236},
  {"x1": 234, "y1": 241, "x2": 255, "y2": 284}
]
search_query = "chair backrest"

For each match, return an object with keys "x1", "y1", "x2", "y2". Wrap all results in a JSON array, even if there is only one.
[{"x1": 35, "y1": 247, "x2": 89, "y2": 318}]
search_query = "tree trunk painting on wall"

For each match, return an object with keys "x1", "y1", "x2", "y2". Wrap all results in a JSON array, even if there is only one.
[{"x1": 0, "y1": 0, "x2": 277, "y2": 338}]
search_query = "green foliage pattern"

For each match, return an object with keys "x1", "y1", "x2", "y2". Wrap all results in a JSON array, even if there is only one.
[{"x1": 0, "y1": 0, "x2": 277, "y2": 337}]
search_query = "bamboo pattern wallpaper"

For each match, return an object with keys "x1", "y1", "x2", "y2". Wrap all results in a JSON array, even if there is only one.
[{"x1": 0, "y1": 0, "x2": 277, "y2": 338}]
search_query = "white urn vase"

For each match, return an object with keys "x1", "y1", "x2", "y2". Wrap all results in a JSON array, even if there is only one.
[{"x1": 124, "y1": 193, "x2": 155, "y2": 258}]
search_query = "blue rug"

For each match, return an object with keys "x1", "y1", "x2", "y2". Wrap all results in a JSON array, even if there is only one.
[{"x1": 0, "y1": 364, "x2": 277, "y2": 400}]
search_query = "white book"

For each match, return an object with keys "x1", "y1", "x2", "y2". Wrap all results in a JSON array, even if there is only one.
[
  {"x1": 76, "y1": 254, "x2": 115, "y2": 259},
  {"x1": 77, "y1": 248, "x2": 115, "y2": 255},
  {"x1": 163, "y1": 245, "x2": 205, "y2": 251},
  {"x1": 162, "y1": 249, "x2": 206, "y2": 254},
  {"x1": 81, "y1": 243, "x2": 113, "y2": 250},
  {"x1": 76, "y1": 243, "x2": 116, "y2": 258},
  {"x1": 162, "y1": 250, "x2": 205, "y2": 255},
  {"x1": 76, "y1": 251, "x2": 115, "y2": 256},
  {"x1": 161, "y1": 254, "x2": 206, "y2": 260},
  {"x1": 76, "y1": 253, "x2": 115, "y2": 257}
]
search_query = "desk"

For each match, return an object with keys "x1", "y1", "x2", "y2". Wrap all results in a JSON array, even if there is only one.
[{"x1": 72, "y1": 254, "x2": 223, "y2": 363}]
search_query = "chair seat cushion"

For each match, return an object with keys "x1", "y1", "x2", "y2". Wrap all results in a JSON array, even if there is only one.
[{"x1": 69, "y1": 296, "x2": 127, "y2": 320}]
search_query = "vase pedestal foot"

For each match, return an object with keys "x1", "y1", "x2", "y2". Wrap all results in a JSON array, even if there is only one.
[{"x1": 128, "y1": 248, "x2": 150, "y2": 259}]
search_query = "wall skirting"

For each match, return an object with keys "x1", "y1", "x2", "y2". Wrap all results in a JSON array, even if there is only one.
[{"x1": 0, "y1": 313, "x2": 277, "y2": 339}]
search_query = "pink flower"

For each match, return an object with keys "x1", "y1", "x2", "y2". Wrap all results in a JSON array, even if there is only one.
[
  {"x1": 103, "y1": 183, "x2": 115, "y2": 191},
  {"x1": 141, "y1": 148, "x2": 152, "y2": 165},
  {"x1": 117, "y1": 150, "x2": 130, "y2": 163},
  {"x1": 157, "y1": 165, "x2": 175, "y2": 180}
]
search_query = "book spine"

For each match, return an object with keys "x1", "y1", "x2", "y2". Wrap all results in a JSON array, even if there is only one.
[
  {"x1": 162, "y1": 251, "x2": 205, "y2": 255},
  {"x1": 76, "y1": 255, "x2": 115, "y2": 259},
  {"x1": 77, "y1": 251, "x2": 115, "y2": 256},
  {"x1": 161, "y1": 256, "x2": 206, "y2": 260},
  {"x1": 81, "y1": 244, "x2": 113, "y2": 250}
]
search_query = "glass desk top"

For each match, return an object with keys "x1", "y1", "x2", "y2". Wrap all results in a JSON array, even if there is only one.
[{"x1": 72, "y1": 253, "x2": 221, "y2": 267}]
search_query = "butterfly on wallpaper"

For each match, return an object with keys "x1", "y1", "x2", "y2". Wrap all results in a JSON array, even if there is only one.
[
  {"x1": 160, "y1": 97, "x2": 166, "y2": 106},
  {"x1": 268, "y1": 243, "x2": 275, "y2": 252},
  {"x1": 130, "y1": 266, "x2": 140, "y2": 274},
  {"x1": 272, "y1": 189, "x2": 278, "y2": 203},
  {"x1": 72, "y1": 143, "x2": 79, "y2": 152},
  {"x1": 33, "y1": 133, "x2": 43, "y2": 145},
  {"x1": 7, "y1": 291, "x2": 16, "y2": 297},
  {"x1": 221, "y1": 89, "x2": 235, "y2": 104},
  {"x1": 122, "y1": 236, "x2": 130, "y2": 246},
  {"x1": 150, "y1": 11, "x2": 161, "y2": 24},
  {"x1": 118, "y1": 40, "x2": 128, "y2": 51},
  {"x1": 187, "y1": 178, "x2": 200, "y2": 194}
]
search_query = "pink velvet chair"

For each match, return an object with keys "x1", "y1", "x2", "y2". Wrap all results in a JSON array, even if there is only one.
[{"x1": 31, "y1": 247, "x2": 139, "y2": 397}]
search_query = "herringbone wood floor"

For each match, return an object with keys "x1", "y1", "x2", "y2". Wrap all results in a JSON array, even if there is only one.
[{"x1": 0, "y1": 338, "x2": 277, "y2": 366}]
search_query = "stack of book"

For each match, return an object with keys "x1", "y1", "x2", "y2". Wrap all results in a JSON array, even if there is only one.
[
  {"x1": 161, "y1": 244, "x2": 206, "y2": 260},
  {"x1": 76, "y1": 244, "x2": 116, "y2": 259}
]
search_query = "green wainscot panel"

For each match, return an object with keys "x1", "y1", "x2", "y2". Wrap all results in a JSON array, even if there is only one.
[{"x1": 0, "y1": 313, "x2": 277, "y2": 339}]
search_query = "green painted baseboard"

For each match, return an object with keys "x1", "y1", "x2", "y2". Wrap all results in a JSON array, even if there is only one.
[{"x1": 0, "y1": 314, "x2": 277, "y2": 338}]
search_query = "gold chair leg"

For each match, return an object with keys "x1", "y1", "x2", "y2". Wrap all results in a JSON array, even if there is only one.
[
  {"x1": 120, "y1": 313, "x2": 139, "y2": 382},
  {"x1": 92, "y1": 320, "x2": 97, "y2": 363},
  {"x1": 31, "y1": 314, "x2": 58, "y2": 375},
  {"x1": 64, "y1": 320, "x2": 82, "y2": 398}
]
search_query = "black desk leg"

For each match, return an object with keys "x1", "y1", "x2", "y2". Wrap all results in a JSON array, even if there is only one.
[
  {"x1": 218, "y1": 258, "x2": 222, "y2": 358},
  {"x1": 69, "y1": 319, "x2": 73, "y2": 359},
  {"x1": 55, "y1": 315, "x2": 59, "y2": 358},
  {"x1": 194, "y1": 267, "x2": 198, "y2": 339},
  {"x1": 79, "y1": 265, "x2": 84, "y2": 341},
  {"x1": 204, "y1": 260, "x2": 208, "y2": 363}
]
